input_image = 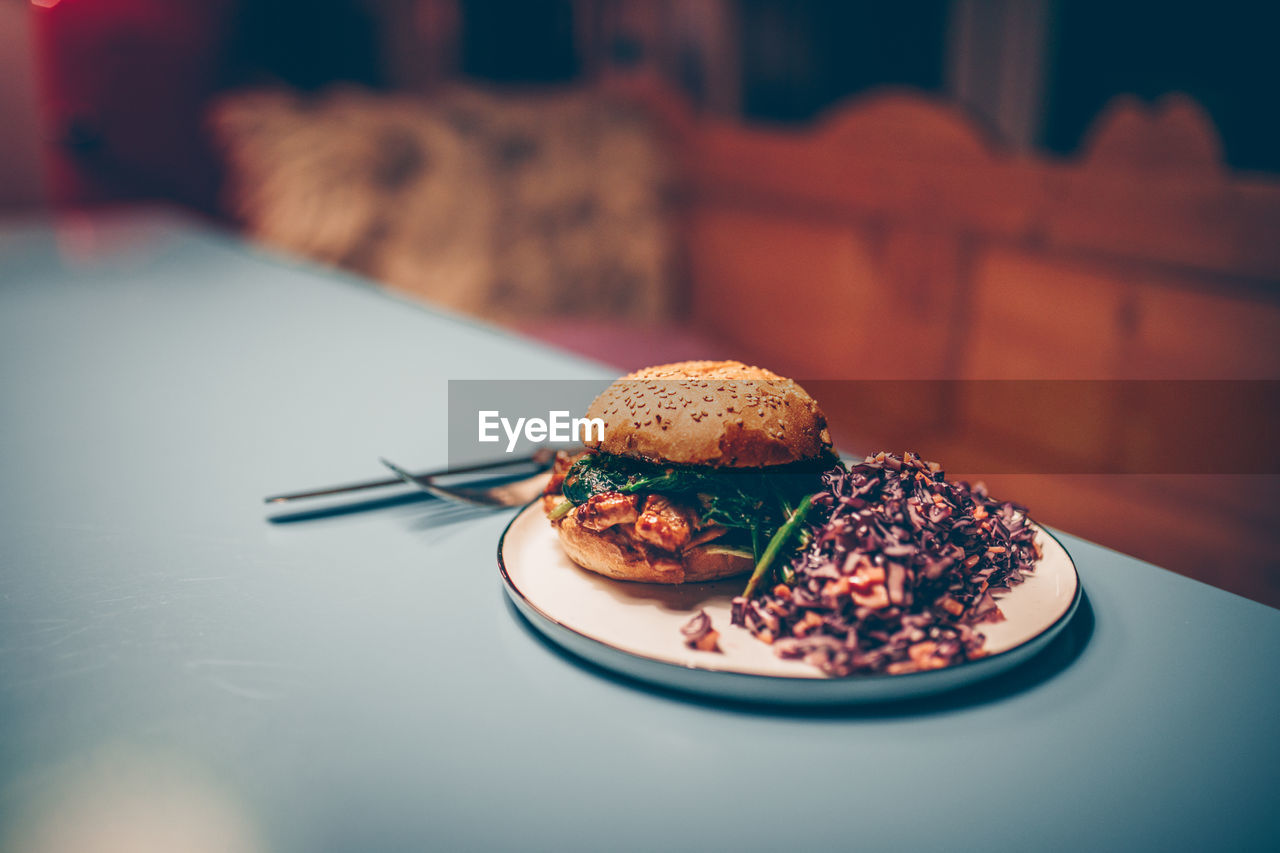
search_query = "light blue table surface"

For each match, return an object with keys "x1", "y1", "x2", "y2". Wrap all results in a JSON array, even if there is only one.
[{"x1": 1, "y1": 210, "x2": 1277, "y2": 852}]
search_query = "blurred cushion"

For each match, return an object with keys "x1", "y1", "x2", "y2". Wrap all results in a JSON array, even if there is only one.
[{"x1": 209, "y1": 85, "x2": 674, "y2": 321}]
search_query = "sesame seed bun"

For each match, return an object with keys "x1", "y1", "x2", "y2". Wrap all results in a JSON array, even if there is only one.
[{"x1": 582, "y1": 360, "x2": 832, "y2": 468}]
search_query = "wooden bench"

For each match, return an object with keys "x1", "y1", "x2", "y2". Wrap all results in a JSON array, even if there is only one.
[{"x1": 613, "y1": 77, "x2": 1280, "y2": 605}]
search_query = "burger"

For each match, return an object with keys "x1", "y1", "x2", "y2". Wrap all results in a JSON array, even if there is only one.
[{"x1": 542, "y1": 361, "x2": 839, "y2": 584}]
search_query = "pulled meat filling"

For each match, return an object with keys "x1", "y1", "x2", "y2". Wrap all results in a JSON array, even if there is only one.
[
  {"x1": 686, "y1": 525, "x2": 730, "y2": 548},
  {"x1": 542, "y1": 450, "x2": 578, "y2": 496},
  {"x1": 576, "y1": 491, "x2": 640, "y2": 531},
  {"x1": 549, "y1": 453, "x2": 728, "y2": 556},
  {"x1": 633, "y1": 494, "x2": 695, "y2": 552}
]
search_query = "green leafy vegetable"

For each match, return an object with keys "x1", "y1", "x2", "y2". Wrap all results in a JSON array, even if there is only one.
[
  {"x1": 702, "y1": 545, "x2": 755, "y2": 559},
  {"x1": 560, "y1": 451, "x2": 836, "y2": 533},
  {"x1": 557, "y1": 452, "x2": 839, "y2": 581},
  {"x1": 743, "y1": 495, "x2": 815, "y2": 598},
  {"x1": 546, "y1": 499, "x2": 574, "y2": 521}
]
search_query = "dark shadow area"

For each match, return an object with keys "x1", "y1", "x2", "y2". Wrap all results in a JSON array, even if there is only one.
[
  {"x1": 265, "y1": 490, "x2": 432, "y2": 524},
  {"x1": 407, "y1": 502, "x2": 502, "y2": 531},
  {"x1": 265, "y1": 464, "x2": 544, "y2": 525},
  {"x1": 1043, "y1": 0, "x2": 1280, "y2": 171},
  {"x1": 504, "y1": 588, "x2": 1095, "y2": 720}
]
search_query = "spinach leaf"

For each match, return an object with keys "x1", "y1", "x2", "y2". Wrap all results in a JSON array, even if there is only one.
[{"x1": 560, "y1": 452, "x2": 838, "y2": 540}]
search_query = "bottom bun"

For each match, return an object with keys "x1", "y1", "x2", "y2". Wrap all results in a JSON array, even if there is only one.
[{"x1": 555, "y1": 512, "x2": 753, "y2": 584}]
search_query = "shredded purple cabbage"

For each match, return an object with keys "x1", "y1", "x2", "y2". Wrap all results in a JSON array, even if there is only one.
[
  {"x1": 731, "y1": 452, "x2": 1042, "y2": 676},
  {"x1": 681, "y1": 609, "x2": 722, "y2": 652}
]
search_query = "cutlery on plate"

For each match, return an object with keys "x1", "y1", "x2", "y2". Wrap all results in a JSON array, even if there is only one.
[
  {"x1": 378, "y1": 457, "x2": 552, "y2": 508},
  {"x1": 263, "y1": 448, "x2": 555, "y2": 504}
]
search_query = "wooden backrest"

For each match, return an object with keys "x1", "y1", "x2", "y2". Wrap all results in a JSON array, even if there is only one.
[
  {"x1": 633, "y1": 83, "x2": 1280, "y2": 384},
  {"x1": 611, "y1": 76, "x2": 1280, "y2": 605}
]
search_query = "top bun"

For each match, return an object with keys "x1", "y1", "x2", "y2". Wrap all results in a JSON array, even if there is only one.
[{"x1": 582, "y1": 360, "x2": 832, "y2": 467}]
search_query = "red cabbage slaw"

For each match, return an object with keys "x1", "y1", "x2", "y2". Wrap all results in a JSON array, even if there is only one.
[{"x1": 731, "y1": 452, "x2": 1042, "y2": 676}]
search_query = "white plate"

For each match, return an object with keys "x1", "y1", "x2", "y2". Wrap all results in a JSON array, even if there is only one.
[{"x1": 499, "y1": 502, "x2": 1081, "y2": 704}]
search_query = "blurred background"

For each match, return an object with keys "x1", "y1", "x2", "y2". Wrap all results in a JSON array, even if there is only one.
[{"x1": 1, "y1": 0, "x2": 1277, "y2": 605}]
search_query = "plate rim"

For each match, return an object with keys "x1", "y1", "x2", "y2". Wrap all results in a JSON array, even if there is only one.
[{"x1": 497, "y1": 499, "x2": 1082, "y2": 689}]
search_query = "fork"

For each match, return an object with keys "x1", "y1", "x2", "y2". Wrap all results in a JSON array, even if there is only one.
[
  {"x1": 379, "y1": 457, "x2": 552, "y2": 509},
  {"x1": 263, "y1": 449, "x2": 556, "y2": 504}
]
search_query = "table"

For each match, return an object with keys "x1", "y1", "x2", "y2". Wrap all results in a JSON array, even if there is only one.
[{"x1": 2, "y1": 210, "x2": 1276, "y2": 852}]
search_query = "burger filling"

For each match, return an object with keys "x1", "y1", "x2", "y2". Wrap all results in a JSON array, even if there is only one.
[{"x1": 543, "y1": 449, "x2": 839, "y2": 563}]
